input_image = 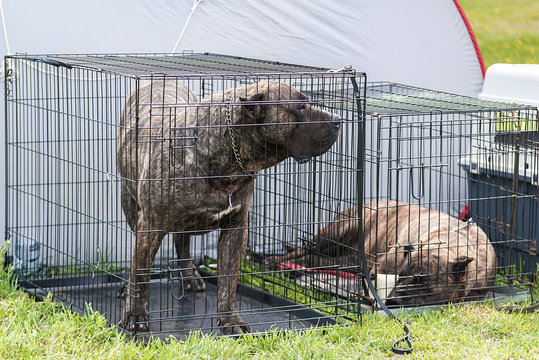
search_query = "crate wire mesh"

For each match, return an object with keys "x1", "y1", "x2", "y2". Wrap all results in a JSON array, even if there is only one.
[
  {"x1": 362, "y1": 82, "x2": 538, "y2": 307},
  {"x1": 5, "y1": 53, "x2": 537, "y2": 340},
  {"x1": 5, "y1": 53, "x2": 366, "y2": 338}
]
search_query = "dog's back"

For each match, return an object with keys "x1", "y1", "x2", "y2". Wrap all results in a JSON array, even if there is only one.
[{"x1": 117, "y1": 80, "x2": 198, "y2": 183}]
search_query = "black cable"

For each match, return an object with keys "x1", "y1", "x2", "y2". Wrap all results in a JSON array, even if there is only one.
[
  {"x1": 349, "y1": 74, "x2": 413, "y2": 355},
  {"x1": 360, "y1": 254, "x2": 413, "y2": 355}
]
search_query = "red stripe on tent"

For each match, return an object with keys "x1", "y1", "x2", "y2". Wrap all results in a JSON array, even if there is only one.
[{"x1": 453, "y1": 0, "x2": 486, "y2": 78}]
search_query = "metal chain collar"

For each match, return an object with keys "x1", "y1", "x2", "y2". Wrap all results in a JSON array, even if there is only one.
[{"x1": 225, "y1": 94, "x2": 256, "y2": 177}]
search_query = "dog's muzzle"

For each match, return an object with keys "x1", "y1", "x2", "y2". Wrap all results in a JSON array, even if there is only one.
[{"x1": 292, "y1": 111, "x2": 341, "y2": 164}]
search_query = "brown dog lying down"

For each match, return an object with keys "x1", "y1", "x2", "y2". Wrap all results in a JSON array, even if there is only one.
[{"x1": 266, "y1": 201, "x2": 497, "y2": 306}]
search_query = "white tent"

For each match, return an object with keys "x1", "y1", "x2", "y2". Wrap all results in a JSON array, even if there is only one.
[{"x1": 0, "y1": 0, "x2": 485, "y2": 237}]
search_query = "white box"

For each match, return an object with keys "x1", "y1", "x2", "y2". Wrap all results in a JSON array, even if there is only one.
[{"x1": 479, "y1": 63, "x2": 539, "y2": 107}]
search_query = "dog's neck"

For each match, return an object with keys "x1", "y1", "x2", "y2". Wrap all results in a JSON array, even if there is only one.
[{"x1": 221, "y1": 94, "x2": 253, "y2": 176}]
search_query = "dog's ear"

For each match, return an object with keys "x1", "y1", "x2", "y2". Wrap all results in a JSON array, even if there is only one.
[
  {"x1": 239, "y1": 93, "x2": 266, "y2": 123},
  {"x1": 452, "y1": 256, "x2": 474, "y2": 279}
]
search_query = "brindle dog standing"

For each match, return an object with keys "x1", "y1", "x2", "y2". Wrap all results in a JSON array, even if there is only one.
[
  {"x1": 117, "y1": 80, "x2": 341, "y2": 334},
  {"x1": 266, "y1": 201, "x2": 497, "y2": 306}
]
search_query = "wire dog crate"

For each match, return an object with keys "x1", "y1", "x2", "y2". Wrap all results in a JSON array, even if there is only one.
[
  {"x1": 361, "y1": 83, "x2": 538, "y2": 307},
  {"x1": 4, "y1": 53, "x2": 366, "y2": 339}
]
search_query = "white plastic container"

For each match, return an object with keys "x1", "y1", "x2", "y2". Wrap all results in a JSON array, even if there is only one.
[{"x1": 479, "y1": 63, "x2": 539, "y2": 107}]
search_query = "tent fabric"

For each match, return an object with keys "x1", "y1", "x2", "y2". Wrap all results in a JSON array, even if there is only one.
[
  {"x1": 0, "y1": 0, "x2": 483, "y2": 94},
  {"x1": 0, "y1": 0, "x2": 485, "y2": 234},
  {"x1": 179, "y1": 0, "x2": 485, "y2": 96}
]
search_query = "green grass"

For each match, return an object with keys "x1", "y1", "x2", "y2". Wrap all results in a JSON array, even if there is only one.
[
  {"x1": 2, "y1": 4, "x2": 539, "y2": 358},
  {"x1": 459, "y1": 0, "x2": 539, "y2": 67},
  {"x1": 2, "y1": 242, "x2": 539, "y2": 359}
]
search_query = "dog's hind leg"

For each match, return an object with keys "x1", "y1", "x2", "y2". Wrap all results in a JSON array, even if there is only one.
[
  {"x1": 173, "y1": 233, "x2": 206, "y2": 292},
  {"x1": 121, "y1": 182, "x2": 139, "y2": 231},
  {"x1": 116, "y1": 185, "x2": 141, "y2": 299},
  {"x1": 265, "y1": 207, "x2": 360, "y2": 269},
  {"x1": 120, "y1": 217, "x2": 164, "y2": 332}
]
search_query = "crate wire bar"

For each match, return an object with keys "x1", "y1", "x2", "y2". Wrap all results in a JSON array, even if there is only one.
[{"x1": 5, "y1": 53, "x2": 366, "y2": 339}]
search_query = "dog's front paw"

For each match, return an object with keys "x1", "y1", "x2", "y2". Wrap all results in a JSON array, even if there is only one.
[
  {"x1": 184, "y1": 267, "x2": 206, "y2": 292},
  {"x1": 120, "y1": 298, "x2": 149, "y2": 332},
  {"x1": 217, "y1": 315, "x2": 252, "y2": 336}
]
